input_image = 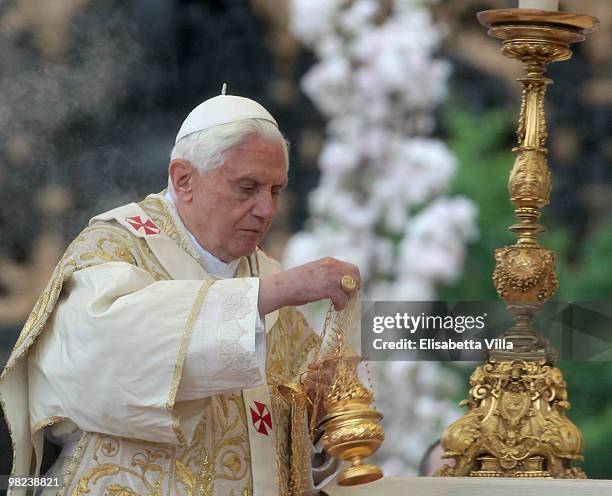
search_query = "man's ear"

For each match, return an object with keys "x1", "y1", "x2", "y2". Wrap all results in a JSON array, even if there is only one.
[{"x1": 169, "y1": 160, "x2": 196, "y2": 202}]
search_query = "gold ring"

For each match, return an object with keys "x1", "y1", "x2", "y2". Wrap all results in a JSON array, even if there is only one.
[{"x1": 340, "y1": 274, "x2": 357, "y2": 292}]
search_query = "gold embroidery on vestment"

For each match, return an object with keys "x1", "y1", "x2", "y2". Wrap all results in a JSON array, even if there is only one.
[
  {"x1": 167, "y1": 280, "x2": 213, "y2": 447},
  {"x1": 32, "y1": 415, "x2": 68, "y2": 435},
  {"x1": 62, "y1": 432, "x2": 91, "y2": 496}
]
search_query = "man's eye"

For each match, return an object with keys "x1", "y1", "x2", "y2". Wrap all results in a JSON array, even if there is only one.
[
  {"x1": 240, "y1": 186, "x2": 256, "y2": 193},
  {"x1": 272, "y1": 190, "x2": 281, "y2": 197}
]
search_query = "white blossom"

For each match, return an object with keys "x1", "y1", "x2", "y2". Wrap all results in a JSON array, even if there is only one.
[
  {"x1": 338, "y1": 0, "x2": 379, "y2": 36},
  {"x1": 301, "y1": 56, "x2": 352, "y2": 116},
  {"x1": 289, "y1": 0, "x2": 341, "y2": 47},
  {"x1": 319, "y1": 140, "x2": 360, "y2": 176},
  {"x1": 286, "y1": 0, "x2": 478, "y2": 476}
]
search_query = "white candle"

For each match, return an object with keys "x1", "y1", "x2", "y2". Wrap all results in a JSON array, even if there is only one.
[{"x1": 519, "y1": 0, "x2": 559, "y2": 10}]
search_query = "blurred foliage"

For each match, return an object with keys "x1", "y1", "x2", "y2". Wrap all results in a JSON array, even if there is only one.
[
  {"x1": 439, "y1": 100, "x2": 612, "y2": 479},
  {"x1": 439, "y1": 101, "x2": 517, "y2": 300}
]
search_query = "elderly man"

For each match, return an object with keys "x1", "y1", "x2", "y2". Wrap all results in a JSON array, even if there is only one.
[{"x1": 0, "y1": 92, "x2": 360, "y2": 495}]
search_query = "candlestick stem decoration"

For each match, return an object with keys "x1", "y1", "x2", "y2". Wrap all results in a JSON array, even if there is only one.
[{"x1": 435, "y1": 8, "x2": 598, "y2": 479}]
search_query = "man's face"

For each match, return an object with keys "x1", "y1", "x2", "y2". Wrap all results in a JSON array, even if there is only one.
[{"x1": 182, "y1": 134, "x2": 287, "y2": 262}]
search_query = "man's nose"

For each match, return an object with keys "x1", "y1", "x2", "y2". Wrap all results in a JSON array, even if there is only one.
[{"x1": 252, "y1": 191, "x2": 276, "y2": 219}]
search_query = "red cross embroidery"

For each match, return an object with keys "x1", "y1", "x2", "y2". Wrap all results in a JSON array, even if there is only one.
[
  {"x1": 250, "y1": 401, "x2": 272, "y2": 436},
  {"x1": 125, "y1": 215, "x2": 160, "y2": 235}
]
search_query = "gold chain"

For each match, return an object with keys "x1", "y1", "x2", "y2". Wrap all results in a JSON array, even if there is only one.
[
  {"x1": 364, "y1": 360, "x2": 375, "y2": 409},
  {"x1": 291, "y1": 292, "x2": 382, "y2": 493},
  {"x1": 307, "y1": 294, "x2": 358, "y2": 439}
]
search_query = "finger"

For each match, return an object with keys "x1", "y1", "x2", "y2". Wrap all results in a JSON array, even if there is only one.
[
  {"x1": 331, "y1": 288, "x2": 349, "y2": 310},
  {"x1": 348, "y1": 265, "x2": 361, "y2": 288}
]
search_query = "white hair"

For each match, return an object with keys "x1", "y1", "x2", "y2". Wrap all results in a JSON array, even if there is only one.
[{"x1": 170, "y1": 118, "x2": 289, "y2": 172}]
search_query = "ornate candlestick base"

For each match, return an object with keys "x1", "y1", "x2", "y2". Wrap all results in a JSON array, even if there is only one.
[
  {"x1": 437, "y1": 358, "x2": 584, "y2": 478},
  {"x1": 436, "y1": 8, "x2": 598, "y2": 479}
]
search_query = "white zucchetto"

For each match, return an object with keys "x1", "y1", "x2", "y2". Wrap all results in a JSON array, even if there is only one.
[{"x1": 175, "y1": 86, "x2": 278, "y2": 143}]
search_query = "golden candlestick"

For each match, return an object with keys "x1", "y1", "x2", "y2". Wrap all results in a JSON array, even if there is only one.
[{"x1": 436, "y1": 8, "x2": 599, "y2": 479}]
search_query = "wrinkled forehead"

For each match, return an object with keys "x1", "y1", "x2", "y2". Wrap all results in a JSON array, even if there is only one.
[{"x1": 211, "y1": 137, "x2": 288, "y2": 184}]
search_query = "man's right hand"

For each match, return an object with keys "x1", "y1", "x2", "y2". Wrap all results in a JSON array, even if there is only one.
[{"x1": 258, "y1": 257, "x2": 361, "y2": 316}]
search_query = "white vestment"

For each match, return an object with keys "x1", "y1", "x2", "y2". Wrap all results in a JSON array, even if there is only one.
[{"x1": 0, "y1": 192, "x2": 337, "y2": 495}]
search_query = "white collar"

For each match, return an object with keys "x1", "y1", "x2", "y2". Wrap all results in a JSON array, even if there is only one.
[{"x1": 163, "y1": 190, "x2": 240, "y2": 278}]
